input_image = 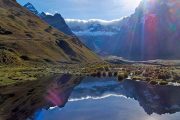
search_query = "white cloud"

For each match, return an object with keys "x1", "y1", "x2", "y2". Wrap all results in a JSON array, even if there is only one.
[
  {"x1": 45, "y1": 12, "x2": 54, "y2": 15},
  {"x1": 73, "y1": 30, "x2": 117, "y2": 36},
  {"x1": 45, "y1": 9, "x2": 58, "y2": 16},
  {"x1": 65, "y1": 18, "x2": 126, "y2": 25}
]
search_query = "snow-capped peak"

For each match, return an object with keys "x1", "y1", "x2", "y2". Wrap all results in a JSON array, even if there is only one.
[
  {"x1": 24, "y1": 2, "x2": 39, "y2": 15},
  {"x1": 65, "y1": 18, "x2": 125, "y2": 25}
]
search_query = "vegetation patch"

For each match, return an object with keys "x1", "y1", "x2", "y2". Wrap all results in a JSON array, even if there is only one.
[
  {"x1": 43, "y1": 58, "x2": 53, "y2": 63},
  {"x1": 45, "y1": 26, "x2": 53, "y2": 33},
  {"x1": 149, "y1": 80, "x2": 158, "y2": 85},
  {"x1": 159, "y1": 80, "x2": 168, "y2": 85},
  {"x1": 0, "y1": 26, "x2": 12, "y2": 35},
  {"x1": 7, "y1": 14, "x2": 15, "y2": 20},
  {"x1": 56, "y1": 40, "x2": 77, "y2": 57},
  {"x1": 0, "y1": 49, "x2": 21, "y2": 65},
  {"x1": 20, "y1": 55, "x2": 31, "y2": 61}
]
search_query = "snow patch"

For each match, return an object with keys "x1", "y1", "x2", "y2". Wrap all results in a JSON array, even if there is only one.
[
  {"x1": 73, "y1": 30, "x2": 117, "y2": 36},
  {"x1": 65, "y1": 18, "x2": 125, "y2": 25},
  {"x1": 68, "y1": 94, "x2": 129, "y2": 102}
]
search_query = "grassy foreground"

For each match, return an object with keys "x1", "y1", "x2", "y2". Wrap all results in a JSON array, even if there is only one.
[
  {"x1": 0, "y1": 62, "x2": 180, "y2": 86},
  {"x1": 0, "y1": 63, "x2": 105, "y2": 86},
  {"x1": 83, "y1": 63, "x2": 180, "y2": 85},
  {"x1": 0, "y1": 65, "x2": 47, "y2": 85},
  {"x1": 0, "y1": 64, "x2": 70, "y2": 86}
]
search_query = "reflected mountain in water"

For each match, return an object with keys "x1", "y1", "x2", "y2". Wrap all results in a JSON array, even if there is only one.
[
  {"x1": 0, "y1": 75, "x2": 84, "y2": 120},
  {"x1": 120, "y1": 79, "x2": 180, "y2": 115},
  {"x1": 68, "y1": 77, "x2": 180, "y2": 115},
  {"x1": 1, "y1": 76, "x2": 180, "y2": 120}
]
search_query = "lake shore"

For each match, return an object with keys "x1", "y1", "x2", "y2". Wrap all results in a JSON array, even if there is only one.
[{"x1": 0, "y1": 61, "x2": 180, "y2": 86}]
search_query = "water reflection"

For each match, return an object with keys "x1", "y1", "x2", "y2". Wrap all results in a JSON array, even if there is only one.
[
  {"x1": 0, "y1": 74, "x2": 84, "y2": 120},
  {"x1": 0, "y1": 75, "x2": 180, "y2": 120},
  {"x1": 119, "y1": 79, "x2": 180, "y2": 115},
  {"x1": 68, "y1": 77, "x2": 180, "y2": 115}
]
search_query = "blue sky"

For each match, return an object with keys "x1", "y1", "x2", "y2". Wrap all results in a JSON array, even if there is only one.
[{"x1": 17, "y1": 0, "x2": 141, "y2": 20}]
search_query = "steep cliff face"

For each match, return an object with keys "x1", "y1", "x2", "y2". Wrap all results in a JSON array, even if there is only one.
[
  {"x1": 0, "y1": 0, "x2": 100, "y2": 64},
  {"x1": 113, "y1": 0, "x2": 180, "y2": 60},
  {"x1": 65, "y1": 19, "x2": 124, "y2": 55},
  {"x1": 40, "y1": 13, "x2": 75, "y2": 36},
  {"x1": 24, "y1": 2, "x2": 38, "y2": 15},
  {"x1": 23, "y1": 0, "x2": 180, "y2": 61},
  {"x1": 24, "y1": 3, "x2": 74, "y2": 36},
  {"x1": 66, "y1": 0, "x2": 180, "y2": 61}
]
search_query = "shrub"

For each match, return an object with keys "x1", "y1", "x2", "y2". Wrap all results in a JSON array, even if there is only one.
[
  {"x1": 124, "y1": 72, "x2": 129, "y2": 78},
  {"x1": 0, "y1": 49, "x2": 21, "y2": 64},
  {"x1": 135, "y1": 70, "x2": 142, "y2": 75},
  {"x1": 159, "y1": 81, "x2": 168, "y2": 86},
  {"x1": 114, "y1": 72, "x2": 118, "y2": 77},
  {"x1": 158, "y1": 73, "x2": 170, "y2": 80},
  {"x1": 91, "y1": 73, "x2": 97, "y2": 77},
  {"x1": 173, "y1": 75, "x2": 180, "y2": 81},
  {"x1": 26, "y1": 33, "x2": 33, "y2": 38},
  {"x1": 45, "y1": 26, "x2": 53, "y2": 33},
  {"x1": 97, "y1": 67, "x2": 104, "y2": 71},
  {"x1": 108, "y1": 72, "x2": 113, "y2": 77},
  {"x1": 96, "y1": 71, "x2": 101, "y2": 78},
  {"x1": 102, "y1": 72, "x2": 106, "y2": 77},
  {"x1": 143, "y1": 73, "x2": 149, "y2": 77},
  {"x1": 43, "y1": 58, "x2": 53, "y2": 63},
  {"x1": 132, "y1": 76, "x2": 143, "y2": 81},
  {"x1": 104, "y1": 67, "x2": 110, "y2": 71},
  {"x1": 8, "y1": 15, "x2": 15, "y2": 19},
  {"x1": 118, "y1": 74, "x2": 124, "y2": 81},
  {"x1": 20, "y1": 55, "x2": 30, "y2": 61},
  {"x1": 149, "y1": 80, "x2": 158, "y2": 85},
  {"x1": 146, "y1": 77, "x2": 151, "y2": 81},
  {"x1": 0, "y1": 26, "x2": 12, "y2": 35}
]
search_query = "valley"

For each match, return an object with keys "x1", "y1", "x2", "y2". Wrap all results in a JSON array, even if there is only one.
[
  {"x1": 0, "y1": 60, "x2": 180, "y2": 87},
  {"x1": 0, "y1": 0, "x2": 180, "y2": 120},
  {"x1": 0, "y1": 0, "x2": 179, "y2": 87},
  {"x1": 66, "y1": 0, "x2": 180, "y2": 60}
]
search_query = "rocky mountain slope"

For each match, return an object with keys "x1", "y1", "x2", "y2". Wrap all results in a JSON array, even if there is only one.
[
  {"x1": 24, "y1": 2, "x2": 74, "y2": 36},
  {"x1": 67, "y1": 0, "x2": 180, "y2": 61},
  {"x1": 112, "y1": 0, "x2": 180, "y2": 60},
  {"x1": 65, "y1": 19, "x2": 125, "y2": 55},
  {"x1": 24, "y1": 2, "x2": 38, "y2": 15},
  {"x1": 40, "y1": 13, "x2": 75, "y2": 36},
  {"x1": 23, "y1": 0, "x2": 180, "y2": 61},
  {"x1": 0, "y1": 0, "x2": 100, "y2": 65}
]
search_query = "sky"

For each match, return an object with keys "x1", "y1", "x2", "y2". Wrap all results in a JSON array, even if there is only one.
[{"x1": 17, "y1": 0, "x2": 141, "y2": 20}]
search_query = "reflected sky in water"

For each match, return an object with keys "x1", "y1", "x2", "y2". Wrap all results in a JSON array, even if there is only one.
[
  {"x1": 32, "y1": 76, "x2": 180, "y2": 120},
  {"x1": 1, "y1": 75, "x2": 180, "y2": 120}
]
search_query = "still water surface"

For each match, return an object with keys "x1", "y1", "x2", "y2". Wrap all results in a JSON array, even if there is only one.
[{"x1": 30, "y1": 76, "x2": 180, "y2": 120}]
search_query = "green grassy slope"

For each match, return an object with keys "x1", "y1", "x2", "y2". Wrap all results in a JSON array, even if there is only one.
[{"x1": 0, "y1": 0, "x2": 100, "y2": 65}]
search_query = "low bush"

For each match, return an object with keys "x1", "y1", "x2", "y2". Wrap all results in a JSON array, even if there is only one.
[
  {"x1": 159, "y1": 81, "x2": 168, "y2": 85},
  {"x1": 149, "y1": 80, "x2": 158, "y2": 85}
]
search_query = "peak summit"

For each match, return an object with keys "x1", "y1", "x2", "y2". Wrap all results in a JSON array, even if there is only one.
[
  {"x1": 24, "y1": 2, "x2": 38, "y2": 15},
  {"x1": 24, "y1": 2, "x2": 32, "y2": 6}
]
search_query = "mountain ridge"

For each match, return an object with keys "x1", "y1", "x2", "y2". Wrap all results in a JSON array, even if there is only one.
[
  {"x1": 23, "y1": 0, "x2": 180, "y2": 61},
  {"x1": 67, "y1": 0, "x2": 180, "y2": 60},
  {"x1": 0, "y1": 0, "x2": 100, "y2": 65},
  {"x1": 24, "y1": 2, "x2": 38, "y2": 15},
  {"x1": 112, "y1": 0, "x2": 180, "y2": 60},
  {"x1": 24, "y1": 2, "x2": 75, "y2": 36},
  {"x1": 65, "y1": 18, "x2": 126, "y2": 55}
]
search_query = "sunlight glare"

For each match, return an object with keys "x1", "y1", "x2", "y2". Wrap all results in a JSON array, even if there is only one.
[{"x1": 122, "y1": 0, "x2": 141, "y2": 9}]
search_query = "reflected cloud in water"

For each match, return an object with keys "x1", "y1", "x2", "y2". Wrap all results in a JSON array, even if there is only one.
[
  {"x1": 1, "y1": 75, "x2": 180, "y2": 120},
  {"x1": 33, "y1": 77, "x2": 180, "y2": 120}
]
